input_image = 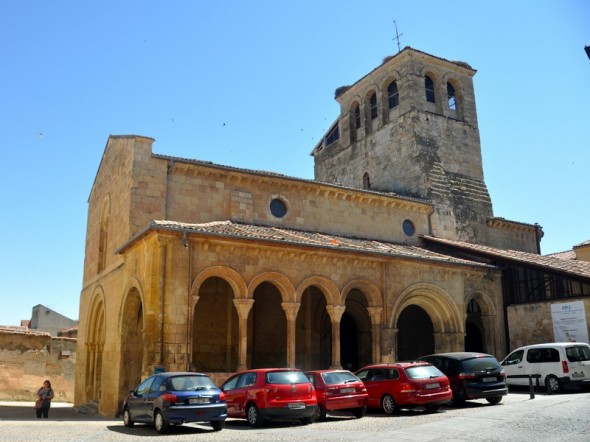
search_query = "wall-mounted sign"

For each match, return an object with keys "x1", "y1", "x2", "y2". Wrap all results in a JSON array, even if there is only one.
[{"x1": 551, "y1": 301, "x2": 589, "y2": 344}]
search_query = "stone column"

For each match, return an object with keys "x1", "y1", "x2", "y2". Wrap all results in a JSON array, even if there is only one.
[
  {"x1": 281, "y1": 302, "x2": 301, "y2": 368},
  {"x1": 326, "y1": 305, "x2": 346, "y2": 369},
  {"x1": 378, "y1": 327, "x2": 398, "y2": 363},
  {"x1": 367, "y1": 307, "x2": 383, "y2": 363},
  {"x1": 233, "y1": 299, "x2": 254, "y2": 371}
]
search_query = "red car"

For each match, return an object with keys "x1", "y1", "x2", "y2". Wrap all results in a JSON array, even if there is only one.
[
  {"x1": 220, "y1": 368, "x2": 317, "y2": 427},
  {"x1": 305, "y1": 370, "x2": 368, "y2": 420},
  {"x1": 355, "y1": 362, "x2": 452, "y2": 414}
]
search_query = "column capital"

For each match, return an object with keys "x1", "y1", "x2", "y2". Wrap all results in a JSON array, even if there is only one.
[
  {"x1": 366, "y1": 307, "x2": 383, "y2": 325},
  {"x1": 233, "y1": 298, "x2": 255, "y2": 319},
  {"x1": 325, "y1": 305, "x2": 346, "y2": 323},
  {"x1": 281, "y1": 302, "x2": 301, "y2": 322}
]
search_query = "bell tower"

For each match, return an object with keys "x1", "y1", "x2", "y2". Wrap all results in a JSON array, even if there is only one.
[{"x1": 312, "y1": 47, "x2": 493, "y2": 243}]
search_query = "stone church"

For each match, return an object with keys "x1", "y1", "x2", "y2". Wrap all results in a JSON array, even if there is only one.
[{"x1": 75, "y1": 47, "x2": 588, "y2": 416}]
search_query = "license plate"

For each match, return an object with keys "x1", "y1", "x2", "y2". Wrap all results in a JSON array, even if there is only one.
[
  {"x1": 287, "y1": 402, "x2": 305, "y2": 409},
  {"x1": 572, "y1": 372, "x2": 585, "y2": 378},
  {"x1": 482, "y1": 377, "x2": 496, "y2": 382},
  {"x1": 339, "y1": 388, "x2": 355, "y2": 394},
  {"x1": 189, "y1": 397, "x2": 210, "y2": 404},
  {"x1": 425, "y1": 383, "x2": 440, "y2": 389}
]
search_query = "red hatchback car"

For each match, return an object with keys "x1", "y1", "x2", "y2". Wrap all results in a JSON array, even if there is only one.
[
  {"x1": 355, "y1": 362, "x2": 452, "y2": 414},
  {"x1": 220, "y1": 368, "x2": 317, "y2": 427},
  {"x1": 305, "y1": 370, "x2": 368, "y2": 420}
]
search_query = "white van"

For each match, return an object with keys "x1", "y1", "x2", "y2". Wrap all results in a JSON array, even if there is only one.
[{"x1": 501, "y1": 342, "x2": 590, "y2": 393}]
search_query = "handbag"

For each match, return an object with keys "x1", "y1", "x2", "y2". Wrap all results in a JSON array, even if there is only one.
[{"x1": 34, "y1": 399, "x2": 43, "y2": 409}]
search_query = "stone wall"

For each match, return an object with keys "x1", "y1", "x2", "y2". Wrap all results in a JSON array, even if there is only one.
[
  {"x1": 506, "y1": 298, "x2": 590, "y2": 351},
  {"x1": 0, "y1": 328, "x2": 76, "y2": 402}
]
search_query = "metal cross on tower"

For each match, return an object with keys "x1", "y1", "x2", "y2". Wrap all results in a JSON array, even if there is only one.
[{"x1": 392, "y1": 20, "x2": 403, "y2": 53}]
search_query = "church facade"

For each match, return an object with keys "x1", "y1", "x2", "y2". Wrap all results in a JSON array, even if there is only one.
[{"x1": 76, "y1": 48, "x2": 543, "y2": 416}]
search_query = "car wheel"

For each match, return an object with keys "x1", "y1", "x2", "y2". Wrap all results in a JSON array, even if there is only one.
[
  {"x1": 314, "y1": 405, "x2": 326, "y2": 421},
  {"x1": 353, "y1": 406, "x2": 367, "y2": 419},
  {"x1": 545, "y1": 375, "x2": 561, "y2": 394},
  {"x1": 123, "y1": 407, "x2": 134, "y2": 427},
  {"x1": 425, "y1": 404, "x2": 439, "y2": 413},
  {"x1": 486, "y1": 396, "x2": 502, "y2": 405},
  {"x1": 246, "y1": 403, "x2": 264, "y2": 427},
  {"x1": 154, "y1": 410, "x2": 170, "y2": 434},
  {"x1": 211, "y1": 420, "x2": 225, "y2": 431},
  {"x1": 381, "y1": 394, "x2": 397, "y2": 415}
]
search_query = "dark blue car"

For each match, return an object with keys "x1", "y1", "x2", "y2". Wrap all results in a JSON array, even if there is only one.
[{"x1": 123, "y1": 372, "x2": 227, "y2": 433}]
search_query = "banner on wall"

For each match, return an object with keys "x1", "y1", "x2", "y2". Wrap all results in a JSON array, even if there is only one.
[{"x1": 551, "y1": 301, "x2": 589, "y2": 344}]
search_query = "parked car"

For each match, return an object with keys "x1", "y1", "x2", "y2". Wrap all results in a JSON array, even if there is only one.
[
  {"x1": 501, "y1": 342, "x2": 590, "y2": 394},
  {"x1": 304, "y1": 369, "x2": 368, "y2": 420},
  {"x1": 122, "y1": 372, "x2": 227, "y2": 434},
  {"x1": 220, "y1": 368, "x2": 317, "y2": 427},
  {"x1": 416, "y1": 352, "x2": 508, "y2": 405},
  {"x1": 355, "y1": 362, "x2": 452, "y2": 414}
]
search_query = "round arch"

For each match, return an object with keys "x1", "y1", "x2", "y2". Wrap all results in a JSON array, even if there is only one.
[
  {"x1": 118, "y1": 279, "x2": 145, "y2": 406},
  {"x1": 118, "y1": 277, "x2": 145, "y2": 328},
  {"x1": 84, "y1": 286, "x2": 107, "y2": 404},
  {"x1": 392, "y1": 283, "x2": 463, "y2": 334},
  {"x1": 296, "y1": 276, "x2": 339, "y2": 305},
  {"x1": 86, "y1": 286, "x2": 107, "y2": 340},
  {"x1": 340, "y1": 279, "x2": 383, "y2": 308},
  {"x1": 465, "y1": 290, "x2": 497, "y2": 317},
  {"x1": 191, "y1": 266, "x2": 248, "y2": 300},
  {"x1": 249, "y1": 271, "x2": 296, "y2": 303}
]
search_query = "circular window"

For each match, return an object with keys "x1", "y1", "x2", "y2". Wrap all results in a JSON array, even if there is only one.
[
  {"x1": 402, "y1": 219, "x2": 415, "y2": 236},
  {"x1": 270, "y1": 198, "x2": 287, "y2": 218}
]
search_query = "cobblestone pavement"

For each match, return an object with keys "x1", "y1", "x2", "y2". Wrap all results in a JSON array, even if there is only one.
[{"x1": 1, "y1": 390, "x2": 589, "y2": 441}]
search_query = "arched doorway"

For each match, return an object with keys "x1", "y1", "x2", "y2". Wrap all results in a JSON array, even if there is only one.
[
  {"x1": 85, "y1": 296, "x2": 105, "y2": 403},
  {"x1": 193, "y1": 277, "x2": 239, "y2": 371},
  {"x1": 250, "y1": 282, "x2": 287, "y2": 368},
  {"x1": 341, "y1": 289, "x2": 372, "y2": 371},
  {"x1": 397, "y1": 305, "x2": 434, "y2": 360},
  {"x1": 465, "y1": 299, "x2": 485, "y2": 352},
  {"x1": 296, "y1": 286, "x2": 331, "y2": 370},
  {"x1": 119, "y1": 287, "x2": 144, "y2": 402}
]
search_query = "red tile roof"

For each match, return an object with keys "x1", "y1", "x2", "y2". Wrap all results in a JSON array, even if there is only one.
[
  {"x1": 422, "y1": 236, "x2": 590, "y2": 280},
  {"x1": 126, "y1": 220, "x2": 493, "y2": 270}
]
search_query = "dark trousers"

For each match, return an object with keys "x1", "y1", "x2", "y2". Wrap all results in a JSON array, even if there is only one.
[{"x1": 36, "y1": 404, "x2": 49, "y2": 418}]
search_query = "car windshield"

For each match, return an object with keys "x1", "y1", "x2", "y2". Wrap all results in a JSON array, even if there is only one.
[
  {"x1": 266, "y1": 371, "x2": 309, "y2": 384},
  {"x1": 405, "y1": 365, "x2": 444, "y2": 379},
  {"x1": 566, "y1": 345, "x2": 590, "y2": 362},
  {"x1": 460, "y1": 357, "x2": 501, "y2": 372},
  {"x1": 167, "y1": 375, "x2": 216, "y2": 391},
  {"x1": 321, "y1": 371, "x2": 360, "y2": 385}
]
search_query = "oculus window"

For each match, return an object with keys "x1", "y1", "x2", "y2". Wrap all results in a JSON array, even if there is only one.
[{"x1": 270, "y1": 198, "x2": 287, "y2": 218}]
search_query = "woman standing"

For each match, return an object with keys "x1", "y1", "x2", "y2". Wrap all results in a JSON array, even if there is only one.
[{"x1": 35, "y1": 380, "x2": 54, "y2": 418}]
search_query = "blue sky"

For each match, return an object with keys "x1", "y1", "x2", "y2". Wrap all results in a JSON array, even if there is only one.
[{"x1": 0, "y1": 1, "x2": 588, "y2": 326}]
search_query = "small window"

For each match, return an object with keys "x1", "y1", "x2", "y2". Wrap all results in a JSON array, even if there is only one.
[
  {"x1": 447, "y1": 83, "x2": 456, "y2": 110},
  {"x1": 387, "y1": 81, "x2": 399, "y2": 109},
  {"x1": 354, "y1": 105, "x2": 361, "y2": 129},
  {"x1": 402, "y1": 219, "x2": 415, "y2": 236},
  {"x1": 363, "y1": 172, "x2": 371, "y2": 189},
  {"x1": 370, "y1": 93, "x2": 377, "y2": 119},
  {"x1": 270, "y1": 198, "x2": 287, "y2": 218},
  {"x1": 425, "y1": 76, "x2": 435, "y2": 104},
  {"x1": 325, "y1": 124, "x2": 340, "y2": 145}
]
